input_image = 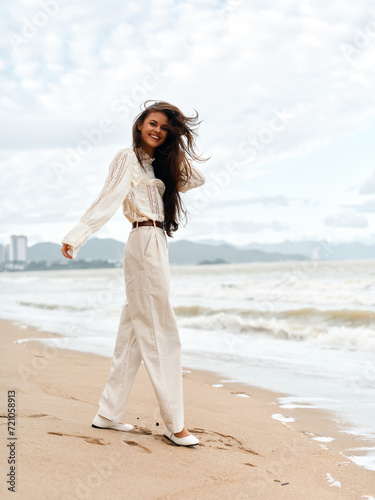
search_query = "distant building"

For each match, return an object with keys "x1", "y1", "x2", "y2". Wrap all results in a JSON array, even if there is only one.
[
  {"x1": 9, "y1": 235, "x2": 27, "y2": 262},
  {"x1": 4, "y1": 244, "x2": 9, "y2": 262},
  {"x1": 0, "y1": 243, "x2": 9, "y2": 264}
]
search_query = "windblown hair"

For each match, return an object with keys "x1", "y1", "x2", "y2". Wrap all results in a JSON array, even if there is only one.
[{"x1": 132, "y1": 100, "x2": 209, "y2": 238}]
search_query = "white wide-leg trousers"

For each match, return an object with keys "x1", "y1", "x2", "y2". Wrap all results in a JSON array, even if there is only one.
[{"x1": 97, "y1": 223, "x2": 185, "y2": 434}]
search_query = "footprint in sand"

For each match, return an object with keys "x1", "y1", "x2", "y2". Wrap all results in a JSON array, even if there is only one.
[
  {"x1": 47, "y1": 431, "x2": 108, "y2": 446},
  {"x1": 84, "y1": 437, "x2": 107, "y2": 445},
  {"x1": 123, "y1": 440, "x2": 152, "y2": 454},
  {"x1": 131, "y1": 426, "x2": 153, "y2": 436},
  {"x1": 189, "y1": 428, "x2": 260, "y2": 456},
  {"x1": 131, "y1": 429, "x2": 184, "y2": 448}
]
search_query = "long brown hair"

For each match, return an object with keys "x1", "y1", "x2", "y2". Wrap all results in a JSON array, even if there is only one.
[{"x1": 132, "y1": 100, "x2": 209, "y2": 238}]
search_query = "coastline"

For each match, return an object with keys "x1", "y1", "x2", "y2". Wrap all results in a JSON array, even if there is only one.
[{"x1": 1, "y1": 318, "x2": 375, "y2": 499}]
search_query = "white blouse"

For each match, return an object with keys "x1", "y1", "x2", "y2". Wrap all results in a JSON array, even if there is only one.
[{"x1": 61, "y1": 147, "x2": 206, "y2": 259}]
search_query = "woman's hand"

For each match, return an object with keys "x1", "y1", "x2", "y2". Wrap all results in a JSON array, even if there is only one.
[{"x1": 61, "y1": 243, "x2": 73, "y2": 259}]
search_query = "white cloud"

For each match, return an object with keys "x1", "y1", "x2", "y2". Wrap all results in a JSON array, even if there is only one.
[
  {"x1": 352, "y1": 198, "x2": 375, "y2": 212},
  {"x1": 359, "y1": 170, "x2": 375, "y2": 194},
  {"x1": 1, "y1": 0, "x2": 375, "y2": 246},
  {"x1": 324, "y1": 212, "x2": 368, "y2": 228}
]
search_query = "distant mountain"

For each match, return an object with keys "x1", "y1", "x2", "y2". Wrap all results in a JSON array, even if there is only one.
[
  {"x1": 167, "y1": 240, "x2": 306, "y2": 265},
  {"x1": 195, "y1": 238, "x2": 232, "y2": 246},
  {"x1": 28, "y1": 242, "x2": 66, "y2": 263},
  {"x1": 27, "y1": 237, "x2": 374, "y2": 266},
  {"x1": 239, "y1": 240, "x2": 375, "y2": 260},
  {"x1": 29, "y1": 237, "x2": 307, "y2": 265},
  {"x1": 28, "y1": 238, "x2": 125, "y2": 263},
  {"x1": 73, "y1": 238, "x2": 125, "y2": 260}
]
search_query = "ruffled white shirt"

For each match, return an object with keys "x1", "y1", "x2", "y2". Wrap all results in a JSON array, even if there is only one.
[{"x1": 61, "y1": 147, "x2": 206, "y2": 259}]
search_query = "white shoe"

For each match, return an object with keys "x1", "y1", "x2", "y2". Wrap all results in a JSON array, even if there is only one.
[
  {"x1": 92, "y1": 413, "x2": 133, "y2": 432},
  {"x1": 163, "y1": 425, "x2": 199, "y2": 447}
]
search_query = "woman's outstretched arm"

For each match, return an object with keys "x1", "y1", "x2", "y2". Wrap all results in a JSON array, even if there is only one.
[{"x1": 61, "y1": 148, "x2": 132, "y2": 260}]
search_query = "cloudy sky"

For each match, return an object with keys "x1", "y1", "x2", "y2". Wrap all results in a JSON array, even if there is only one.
[{"x1": 1, "y1": 0, "x2": 375, "y2": 249}]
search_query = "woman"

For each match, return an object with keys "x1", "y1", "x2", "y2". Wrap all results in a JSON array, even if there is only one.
[{"x1": 61, "y1": 101, "x2": 208, "y2": 447}]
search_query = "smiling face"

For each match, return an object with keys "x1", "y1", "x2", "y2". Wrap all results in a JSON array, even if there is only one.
[{"x1": 137, "y1": 111, "x2": 169, "y2": 156}]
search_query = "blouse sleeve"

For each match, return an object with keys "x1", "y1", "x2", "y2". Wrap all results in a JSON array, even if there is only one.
[
  {"x1": 61, "y1": 148, "x2": 132, "y2": 259},
  {"x1": 177, "y1": 162, "x2": 206, "y2": 193}
]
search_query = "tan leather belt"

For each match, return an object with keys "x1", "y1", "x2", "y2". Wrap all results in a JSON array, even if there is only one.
[{"x1": 132, "y1": 220, "x2": 165, "y2": 230}]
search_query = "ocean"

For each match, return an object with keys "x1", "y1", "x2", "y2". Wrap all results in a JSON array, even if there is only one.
[{"x1": 2, "y1": 258, "x2": 375, "y2": 470}]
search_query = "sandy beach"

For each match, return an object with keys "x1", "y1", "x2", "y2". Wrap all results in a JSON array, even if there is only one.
[{"x1": 1, "y1": 318, "x2": 374, "y2": 499}]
